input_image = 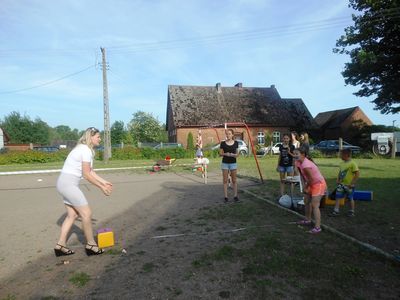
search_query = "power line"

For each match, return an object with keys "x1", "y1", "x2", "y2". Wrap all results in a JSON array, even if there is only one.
[
  {"x1": 107, "y1": 11, "x2": 400, "y2": 55},
  {"x1": 0, "y1": 64, "x2": 96, "y2": 95},
  {"x1": 1, "y1": 10, "x2": 399, "y2": 57}
]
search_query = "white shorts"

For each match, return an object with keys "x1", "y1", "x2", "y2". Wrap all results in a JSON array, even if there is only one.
[{"x1": 56, "y1": 173, "x2": 88, "y2": 206}]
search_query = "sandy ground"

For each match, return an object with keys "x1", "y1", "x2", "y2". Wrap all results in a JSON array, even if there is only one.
[{"x1": 0, "y1": 169, "x2": 257, "y2": 299}]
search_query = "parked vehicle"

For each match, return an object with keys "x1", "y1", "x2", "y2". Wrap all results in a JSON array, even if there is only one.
[
  {"x1": 210, "y1": 139, "x2": 249, "y2": 155},
  {"x1": 32, "y1": 146, "x2": 60, "y2": 153},
  {"x1": 371, "y1": 132, "x2": 400, "y2": 156},
  {"x1": 312, "y1": 140, "x2": 361, "y2": 154},
  {"x1": 153, "y1": 143, "x2": 183, "y2": 149},
  {"x1": 257, "y1": 142, "x2": 282, "y2": 156}
]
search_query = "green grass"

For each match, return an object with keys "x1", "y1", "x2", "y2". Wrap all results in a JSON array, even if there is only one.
[
  {"x1": 68, "y1": 272, "x2": 91, "y2": 287},
  {"x1": 190, "y1": 197, "x2": 400, "y2": 299},
  {"x1": 1, "y1": 295, "x2": 16, "y2": 300},
  {"x1": 241, "y1": 156, "x2": 400, "y2": 257},
  {"x1": 142, "y1": 262, "x2": 155, "y2": 273}
]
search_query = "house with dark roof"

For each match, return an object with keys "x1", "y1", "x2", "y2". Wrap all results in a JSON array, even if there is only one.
[
  {"x1": 314, "y1": 106, "x2": 373, "y2": 141},
  {"x1": 166, "y1": 83, "x2": 317, "y2": 149}
]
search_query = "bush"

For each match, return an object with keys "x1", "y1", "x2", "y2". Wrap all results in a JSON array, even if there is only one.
[
  {"x1": 203, "y1": 149, "x2": 220, "y2": 158},
  {"x1": 0, "y1": 149, "x2": 69, "y2": 165},
  {"x1": 309, "y1": 150, "x2": 324, "y2": 159},
  {"x1": 95, "y1": 146, "x2": 196, "y2": 161},
  {"x1": 354, "y1": 151, "x2": 374, "y2": 159}
]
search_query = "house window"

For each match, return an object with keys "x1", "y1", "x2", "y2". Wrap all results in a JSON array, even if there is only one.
[
  {"x1": 273, "y1": 131, "x2": 280, "y2": 143},
  {"x1": 257, "y1": 132, "x2": 265, "y2": 145}
]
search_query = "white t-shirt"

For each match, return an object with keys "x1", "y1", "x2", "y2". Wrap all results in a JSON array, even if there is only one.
[{"x1": 61, "y1": 144, "x2": 93, "y2": 177}]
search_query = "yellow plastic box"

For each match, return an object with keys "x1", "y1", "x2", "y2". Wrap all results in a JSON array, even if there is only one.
[
  {"x1": 97, "y1": 228, "x2": 115, "y2": 248},
  {"x1": 325, "y1": 197, "x2": 345, "y2": 206}
]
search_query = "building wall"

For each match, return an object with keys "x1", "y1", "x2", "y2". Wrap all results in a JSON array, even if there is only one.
[
  {"x1": 0, "y1": 128, "x2": 4, "y2": 149},
  {"x1": 5, "y1": 144, "x2": 37, "y2": 151}
]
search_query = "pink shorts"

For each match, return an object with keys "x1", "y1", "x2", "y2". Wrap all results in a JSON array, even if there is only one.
[{"x1": 309, "y1": 181, "x2": 327, "y2": 197}]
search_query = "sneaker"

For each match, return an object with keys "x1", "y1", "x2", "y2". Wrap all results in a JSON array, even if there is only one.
[
  {"x1": 296, "y1": 219, "x2": 312, "y2": 225},
  {"x1": 309, "y1": 227, "x2": 322, "y2": 234},
  {"x1": 224, "y1": 197, "x2": 229, "y2": 203},
  {"x1": 347, "y1": 211, "x2": 355, "y2": 217},
  {"x1": 233, "y1": 196, "x2": 240, "y2": 203},
  {"x1": 328, "y1": 211, "x2": 340, "y2": 217}
]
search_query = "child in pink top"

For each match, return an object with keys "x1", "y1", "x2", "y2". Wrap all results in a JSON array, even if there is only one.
[{"x1": 294, "y1": 147, "x2": 326, "y2": 234}]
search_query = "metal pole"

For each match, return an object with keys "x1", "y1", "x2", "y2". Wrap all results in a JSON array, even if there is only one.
[
  {"x1": 225, "y1": 122, "x2": 264, "y2": 183},
  {"x1": 101, "y1": 47, "x2": 111, "y2": 162}
]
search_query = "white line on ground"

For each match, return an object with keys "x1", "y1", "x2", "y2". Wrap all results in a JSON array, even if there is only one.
[
  {"x1": 0, "y1": 163, "x2": 194, "y2": 176},
  {"x1": 243, "y1": 189, "x2": 400, "y2": 264},
  {"x1": 150, "y1": 224, "x2": 274, "y2": 239}
]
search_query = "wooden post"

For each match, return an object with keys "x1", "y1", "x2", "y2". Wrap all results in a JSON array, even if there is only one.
[
  {"x1": 338, "y1": 137, "x2": 343, "y2": 157},
  {"x1": 392, "y1": 137, "x2": 397, "y2": 159},
  {"x1": 270, "y1": 141, "x2": 273, "y2": 157}
]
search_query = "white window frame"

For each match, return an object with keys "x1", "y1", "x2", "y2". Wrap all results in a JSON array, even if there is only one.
[
  {"x1": 273, "y1": 131, "x2": 280, "y2": 143},
  {"x1": 257, "y1": 131, "x2": 265, "y2": 145}
]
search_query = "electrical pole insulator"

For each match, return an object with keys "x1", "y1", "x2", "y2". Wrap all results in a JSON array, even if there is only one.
[{"x1": 101, "y1": 47, "x2": 111, "y2": 162}]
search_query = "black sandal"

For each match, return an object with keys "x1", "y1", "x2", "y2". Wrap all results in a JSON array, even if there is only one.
[
  {"x1": 85, "y1": 244, "x2": 104, "y2": 256},
  {"x1": 54, "y1": 244, "x2": 75, "y2": 257}
]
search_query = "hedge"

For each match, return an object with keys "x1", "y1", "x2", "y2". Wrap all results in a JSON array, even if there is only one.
[{"x1": 0, "y1": 147, "x2": 221, "y2": 165}]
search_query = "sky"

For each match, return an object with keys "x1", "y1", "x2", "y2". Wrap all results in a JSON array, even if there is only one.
[{"x1": 0, "y1": 0, "x2": 398, "y2": 131}]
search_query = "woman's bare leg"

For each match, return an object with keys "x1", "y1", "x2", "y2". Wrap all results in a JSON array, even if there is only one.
[
  {"x1": 230, "y1": 169, "x2": 238, "y2": 197},
  {"x1": 222, "y1": 169, "x2": 229, "y2": 198},
  {"x1": 57, "y1": 205, "x2": 78, "y2": 246}
]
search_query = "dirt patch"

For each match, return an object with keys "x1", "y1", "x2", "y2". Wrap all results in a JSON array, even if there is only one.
[{"x1": 0, "y1": 171, "x2": 399, "y2": 299}]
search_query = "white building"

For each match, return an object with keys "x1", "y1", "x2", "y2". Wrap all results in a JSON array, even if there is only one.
[{"x1": 0, "y1": 128, "x2": 4, "y2": 149}]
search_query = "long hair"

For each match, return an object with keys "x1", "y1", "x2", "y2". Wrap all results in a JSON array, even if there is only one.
[
  {"x1": 76, "y1": 127, "x2": 99, "y2": 154},
  {"x1": 300, "y1": 132, "x2": 309, "y2": 144},
  {"x1": 298, "y1": 145, "x2": 314, "y2": 163}
]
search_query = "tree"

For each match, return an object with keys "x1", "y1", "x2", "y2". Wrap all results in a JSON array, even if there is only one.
[
  {"x1": 187, "y1": 132, "x2": 195, "y2": 150},
  {"x1": 0, "y1": 111, "x2": 51, "y2": 144},
  {"x1": 334, "y1": 0, "x2": 400, "y2": 114},
  {"x1": 52, "y1": 125, "x2": 80, "y2": 141},
  {"x1": 128, "y1": 111, "x2": 166, "y2": 145},
  {"x1": 111, "y1": 121, "x2": 125, "y2": 145},
  {"x1": 31, "y1": 118, "x2": 51, "y2": 145}
]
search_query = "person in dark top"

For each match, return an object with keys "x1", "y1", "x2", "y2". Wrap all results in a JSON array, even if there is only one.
[
  {"x1": 276, "y1": 133, "x2": 295, "y2": 196},
  {"x1": 219, "y1": 129, "x2": 239, "y2": 203}
]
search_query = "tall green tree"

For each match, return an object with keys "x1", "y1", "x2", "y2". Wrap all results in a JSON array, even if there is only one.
[
  {"x1": 31, "y1": 118, "x2": 51, "y2": 145},
  {"x1": 187, "y1": 132, "x2": 195, "y2": 150},
  {"x1": 0, "y1": 111, "x2": 51, "y2": 144},
  {"x1": 52, "y1": 125, "x2": 80, "y2": 141},
  {"x1": 128, "y1": 111, "x2": 166, "y2": 145},
  {"x1": 111, "y1": 121, "x2": 125, "y2": 145},
  {"x1": 334, "y1": 0, "x2": 400, "y2": 114}
]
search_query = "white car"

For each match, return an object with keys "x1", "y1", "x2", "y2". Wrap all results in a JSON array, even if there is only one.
[{"x1": 257, "y1": 142, "x2": 282, "y2": 156}]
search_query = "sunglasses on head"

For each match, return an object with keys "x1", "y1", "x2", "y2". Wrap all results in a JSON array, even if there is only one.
[{"x1": 87, "y1": 127, "x2": 99, "y2": 135}]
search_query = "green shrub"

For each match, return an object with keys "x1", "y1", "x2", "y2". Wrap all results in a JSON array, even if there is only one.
[
  {"x1": 355, "y1": 151, "x2": 374, "y2": 159},
  {"x1": 0, "y1": 150, "x2": 69, "y2": 165},
  {"x1": 187, "y1": 132, "x2": 195, "y2": 150},
  {"x1": 309, "y1": 150, "x2": 324, "y2": 159}
]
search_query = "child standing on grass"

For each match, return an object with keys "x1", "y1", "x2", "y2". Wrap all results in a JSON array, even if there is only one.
[
  {"x1": 294, "y1": 146, "x2": 326, "y2": 234},
  {"x1": 329, "y1": 148, "x2": 360, "y2": 217},
  {"x1": 220, "y1": 129, "x2": 239, "y2": 203},
  {"x1": 277, "y1": 134, "x2": 295, "y2": 196}
]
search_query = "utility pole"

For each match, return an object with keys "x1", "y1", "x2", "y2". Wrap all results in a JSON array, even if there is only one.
[{"x1": 100, "y1": 47, "x2": 111, "y2": 162}]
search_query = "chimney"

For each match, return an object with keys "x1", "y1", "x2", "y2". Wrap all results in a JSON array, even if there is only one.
[
  {"x1": 216, "y1": 82, "x2": 222, "y2": 93},
  {"x1": 235, "y1": 82, "x2": 243, "y2": 88},
  {"x1": 270, "y1": 84, "x2": 276, "y2": 89}
]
